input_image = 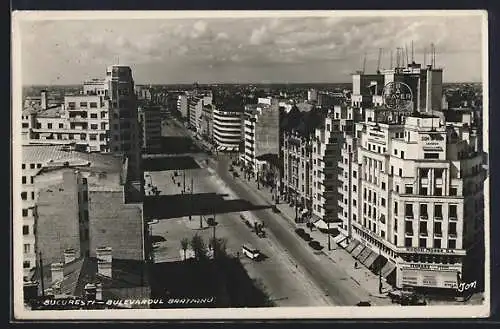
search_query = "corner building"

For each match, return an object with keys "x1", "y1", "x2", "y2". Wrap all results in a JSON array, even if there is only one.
[{"x1": 338, "y1": 109, "x2": 485, "y2": 291}]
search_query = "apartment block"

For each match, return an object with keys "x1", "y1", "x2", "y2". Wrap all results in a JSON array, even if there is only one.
[
  {"x1": 138, "y1": 104, "x2": 162, "y2": 153},
  {"x1": 213, "y1": 107, "x2": 243, "y2": 152}
]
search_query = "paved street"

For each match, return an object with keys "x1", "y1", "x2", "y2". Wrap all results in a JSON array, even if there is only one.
[
  {"x1": 154, "y1": 118, "x2": 380, "y2": 306},
  {"x1": 143, "y1": 121, "x2": 332, "y2": 307}
]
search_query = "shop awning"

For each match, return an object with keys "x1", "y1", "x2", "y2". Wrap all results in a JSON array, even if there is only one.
[
  {"x1": 339, "y1": 238, "x2": 349, "y2": 249},
  {"x1": 345, "y1": 239, "x2": 360, "y2": 253},
  {"x1": 362, "y1": 251, "x2": 379, "y2": 268},
  {"x1": 313, "y1": 219, "x2": 328, "y2": 230},
  {"x1": 381, "y1": 260, "x2": 397, "y2": 278},
  {"x1": 351, "y1": 244, "x2": 366, "y2": 258},
  {"x1": 358, "y1": 247, "x2": 373, "y2": 262},
  {"x1": 333, "y1": 233, "x2": 347, "y2": 244}
]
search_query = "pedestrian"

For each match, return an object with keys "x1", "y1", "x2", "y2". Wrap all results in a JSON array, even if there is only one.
[{"x1": 354, "y1": 262, "x2": 358, "y2": 269}]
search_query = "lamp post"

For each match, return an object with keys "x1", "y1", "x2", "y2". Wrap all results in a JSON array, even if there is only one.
[{"x1": 379, "y1": 244, "x2": 383, "y2": 294}]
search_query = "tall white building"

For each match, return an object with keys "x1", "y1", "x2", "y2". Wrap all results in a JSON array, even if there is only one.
[
  {"x1": 213, "y1": 107, "x2": 243, "y2": 152},
  {"x1": 336, "y1": 62, "x2": 485, "y2": 291}
]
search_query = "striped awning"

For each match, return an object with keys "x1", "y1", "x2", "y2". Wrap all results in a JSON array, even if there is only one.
[
  {"x1": 362, "y1": 251, "x2": 379, "y2": 268},
  {"x1": 339, "y1": 238, "x2": 349, "y2": 248},
  {"x1": 345, "y1": 239, "x2": 360, "y2": 253},
  {"x1": 381, "y1": 260, "x2": 397, "y2": 278},
  {"x1": 351, "y1": 244, "x2": 365, "y2": 258},
  {"x1": 333, "y1": 233, "x2": 347, "y2": 244},
  {"x1": 357, "y1": 247, "x2": 373, "y2": 262}
]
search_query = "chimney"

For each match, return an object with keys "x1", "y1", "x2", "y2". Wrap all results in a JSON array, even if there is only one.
[
  {"x1": 50, "y1": 262, "x2": 64, "y2": 284},
  {"x1": 63, "y1": 248, "x2": 76, "y2": 264},
  {"x1": 96, "y1": 283, "x2": 103, "y2": 300},
  {"x1": 41, "y1": 90, "x2": 48, "y2": 110},
  {"x1": 84, "y1": 283, "x2": 97, "y2": 299},
  {"x1": 96, "y1": 247, "x2": 112, "y2": 278}
]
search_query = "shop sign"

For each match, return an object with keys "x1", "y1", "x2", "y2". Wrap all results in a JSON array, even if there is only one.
[{"x1": 404, "y1": 247, "x2": 456, "y2": 255}]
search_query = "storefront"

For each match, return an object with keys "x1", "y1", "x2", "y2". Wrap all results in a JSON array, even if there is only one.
[{"x1": 398, "y1": 263, "x2": 461, "y2": 289}]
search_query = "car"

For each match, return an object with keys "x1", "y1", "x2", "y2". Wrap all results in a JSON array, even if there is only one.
[
  {"x1": 301, "y1": 233, "x2": 312, "y2": 242},
  {"x1": 356, "y1": 301, "x2": 371, "y2": 306},
  {"x1": 295, "y1": 228, "x2": 306, "y2": 236},
  {"x1": 147, "y1": 219, "x2": 159, "y2": 225},
  {"x1": 152, "y1": 242, "x2": 162, "y2": 249},
  {"x1": 308, "y1": 240, "x2": 323, "y2": 250}
]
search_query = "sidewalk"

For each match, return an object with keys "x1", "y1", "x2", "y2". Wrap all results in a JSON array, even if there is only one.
[{"x1": 235, "y1": 167, "x2": 392, "y2": 303}]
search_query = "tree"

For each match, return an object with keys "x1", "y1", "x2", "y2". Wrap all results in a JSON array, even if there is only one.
[
  {"x1": 210, "y1": 237, "x2": 228, "y2": 258},
  {"x1": 190, "y1": 234, "x2": 208, "y2": 261},
  {"x1": 180, "y1": 237, "x2": 189, "y2": 261}
]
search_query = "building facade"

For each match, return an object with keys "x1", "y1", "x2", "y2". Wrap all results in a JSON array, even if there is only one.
[
  {"x1": 138, "y1": 105, "x2": 162, "y2": 153},
  {"x1": 243, "y1": 100, "x2": 280, "y2": 173},
  {"x1": 177, "y1": 94, "x2": 188, "y2": 120},
  {"x1": 213, "y1": 107, "x2": 243, "y2": 152}
]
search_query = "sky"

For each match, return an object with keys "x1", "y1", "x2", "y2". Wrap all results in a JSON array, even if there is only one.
[{"x1": 16, "y1": 12, "x2": 485, "y2": 85}]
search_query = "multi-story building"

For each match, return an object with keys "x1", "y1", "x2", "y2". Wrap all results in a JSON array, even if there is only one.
[
  {"x1": 200, "y1": 104, "x2": 214, "y2": 142},
  {"x1": 22, "y1": 65, "x2": 142, "y2": 181},
  {"x1": 311, "y1": 106, "x2": 358, "y2": 225},
  {"x1": 177, "y1": 94, "x2": 188, "y2": 120},
  {"x1": 243, "y1": 99, "x2": 280, "y2": 173},
  {"x1": 188, "y1": 94, "x2": 212, "y2": 132},
  {"x1": 213, "y1": 106, "x2": 243, "y2": 153},
  {"x1": 138, "y1": 104, "x2": 162, "y2": 153},
  {"x1": 336, "y1": 63, "x2": 485, "y2": 291},
  {"x1": 20, "y1": 144, "x2": 147, "y2": 281},
  {"x1": 281, "y1": 108, "x2": 328, "y2": 215}
]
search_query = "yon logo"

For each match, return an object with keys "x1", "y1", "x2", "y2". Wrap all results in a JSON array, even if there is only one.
[
  {"x1": 457, "y1": 280, "x2": 477, "y2": 293},
  {"x1": 382, "y1": 81, "x2": 414, "y2": 112}
]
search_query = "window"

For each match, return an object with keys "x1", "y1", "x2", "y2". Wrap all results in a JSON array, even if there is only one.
[
  {"x1": 434, "y1": 187, "x2": 442, "y2": 196},
  {"x1": 23, "y1": 261, "x2": 31, "y2": 269},
  {"x1": 420, "y1": 204, "x2": 428, "y2": 218},
  {"x1": 101, "y1": 111, "x2": 107, "y2": 118},
  {"x1": 22, "y1": 123, "x2": 29, "y2": 128},
  {"x1": 391, "y1": 166, "x2": 394, "y2": 175},
  {"x1": 31, "y1": 192, "x2": 35, "y2": 200},
  {"x1": 434, "y1": 205, "x2": 443, "y2": 218},
  {"x1": 405, "y1": 221, "x2": 413, "y2": 235},
  {"x1": 424, "y1": 153, "x2": 439, "y2": 159},
  {"x1": 449, "y1": 222, "x2": 457, "y2": 235},
  {"x1": 30, "y1": 163, "x2": 35, "y2": 169},
  {"x1": 90, "y1": 102, "x2": 98, "y2": 108},
  {"x1": 382, "y1": 182, "x2": 386, "y2": 190},
  {"x1": 405, "y1": 238, "x2": 412, "y2": 247},
  {"x1": 434, "y1": 222, "x2": 442, "y2": 235},
  {"x1": 353, "y1": 185, "x2": 357, "y2": 192},
  {"x1": 47, "y1": 123, "x2": 52, "y2": 129},
  {"x1": 448, "y1": 239, "x2": 456, "y2": 249},
  {"x1": 91, "y1": 124, "x2": 98, "y2": 130},
  {"x1": 80, "y1": 102, "x2": 88, "y2": 107},
  {"x1": 419, "y1": 222, "x2": 428, "y2": 235},
  {"x1": 401, "y1": 151, "x2": 405, "y2": 159},
  {"x1": 435, "y1": 168, "x2": 444, "y2": 178},
  {"x1": 59, "y1": 123, "x2": 64, "y2": 128},
  {"x1": 80, "y1": 133, "x2": 86, "y2": 140},
  {"x1": 22, "y1": 176, "x2": 26, "y2": 184},
  {"x1": 21, "y1": 192, "x2": 27, "y2": 200},
  {"x1": 22, "y1": 164, "x2": 25, "y2": 169},
  {"x1": 90, "y1": 113, "x2": 98, "y2": 119},
  {"x1": 399, "y1": 168, "x2": 403, "y2": 177},
  {"x1": 450, "y1": 187, "x2": 458, "y2": 196},
  {"x1": 449, "y1": 204, "x2": 458, "y2": 218},
  {"x1": 394, "y1": 149, "x2": 398, "y2": 155},
  {"x1": 24, "y1": 244, "x2": 30, "y2": 253},
  {"x1": 419, "y1": 238, "x2": 426, "y2": 247},
  {"x1": 434, "y1": 239, "x2": 441, "y2": 248},
  {"x1": 405, "y1": 185, "x2": 413, "y2": 194},
  {"x1": 405, "y1": 203, "x2": 414, "y2": 217},
  {"x1": 353, "y1": 171, "x2": 357, "y2": 178},
  {"x1": 394, "y1": 202, "x2": 398, "y2": 215},
  {"x1": 353, "y1": 199, "x2": 357, "y2": 206},
  {"x1": 394, "y1": 235, "x2": 398, "y2": 245},
  {"x1": 22, "y1": 208, "x2": 28, "y2": 217},
  {"x1": 37, "y1": 163, "x2": 41, "y2": 168},
  {"x1": 381, "y1": 198, "x2": 386, "y2": 206},
  {"x1": 419, "y1": 187, "x2": 428, "y2": 195},
  {"x1": 23, "y1": 225, "x2": 29, "y2": 235}
]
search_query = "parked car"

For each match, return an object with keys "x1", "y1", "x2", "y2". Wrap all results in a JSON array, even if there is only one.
[
  {"x1": 308, "y1": 240, "x2": 323, "y2": 250},
  {"x1": 301, "y1": 233, "x2": 312, "y2": 242},
  {"x1": 147, "y1": 219, "x2": 159, "y2": 225},
  {"x1": 356, "y1": 301, "x2": 371, "y2": 306},
  {"x1": 295, "y1": 228, "x2": 306, "y2": 236}
]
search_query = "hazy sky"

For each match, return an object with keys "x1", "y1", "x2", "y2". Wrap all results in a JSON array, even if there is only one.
[{"x1": 17, "y1": 12, "x2": 485, "y2": 85}]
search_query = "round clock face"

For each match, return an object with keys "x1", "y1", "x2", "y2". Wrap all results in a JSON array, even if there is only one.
[{"x1": 382, "y1": 81, "x2": 414, "y2": 112}]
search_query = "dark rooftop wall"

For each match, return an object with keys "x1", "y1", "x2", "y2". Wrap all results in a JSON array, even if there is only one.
[
  {"x1": 89, "y1": 191, "x2": 144, "y2": 261},
  {"x1": 36, "y1": 171, "x2": 82, "y2": 265}
]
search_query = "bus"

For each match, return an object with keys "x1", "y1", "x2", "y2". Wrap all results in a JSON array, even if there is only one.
[{"x1": 242, "y1": 244, "x2": 261, "y2": 260}]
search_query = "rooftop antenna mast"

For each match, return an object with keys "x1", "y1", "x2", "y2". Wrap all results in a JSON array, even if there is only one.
[
  {"x1": 405, "y1": 44, "x2": 409, "y2": 67},
  {"x1": 411, "y1": 40, "x2": 414, "y2": 63},
  {"x1": 432, "y1": 43, "x2": 436, "y2": 67},
  {"x1": 424, "y1": 46, "x2": 427, "y2": 66},
  {"x1": 377, "y1": 48, "x2": 382, "y2": 73},
  {"x1": 362, "y1": 52, "x2": 367, "y2": 73}
]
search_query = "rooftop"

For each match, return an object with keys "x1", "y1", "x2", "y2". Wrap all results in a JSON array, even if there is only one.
[
  {"x1": 37, "y1": 257, "x2": 149, "y2": 300},
  {"x1": 22, "y1": 105, "x2": 65, "y2": 118}
]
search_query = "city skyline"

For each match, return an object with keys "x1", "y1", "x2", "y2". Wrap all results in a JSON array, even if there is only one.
[{"x1": 17, "y1": 11, "x2": 485, "y2": 85}]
